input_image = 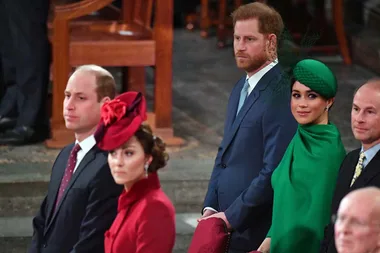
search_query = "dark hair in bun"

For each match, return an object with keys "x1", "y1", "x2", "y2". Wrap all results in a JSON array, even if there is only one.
[{"x1": 134, "y1": 124, "x2": 169, "y2": 172}]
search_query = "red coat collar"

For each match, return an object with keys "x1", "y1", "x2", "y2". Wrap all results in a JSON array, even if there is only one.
[{"x1": 117, "y1": 172, "x2": 161, "y2": 211}]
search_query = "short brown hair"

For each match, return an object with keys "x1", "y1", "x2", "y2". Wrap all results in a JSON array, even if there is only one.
[
  {"x1": 231, "y1": 2, "x2": 284, "y2": 43},
  {"x1": 134, "y1": 124, "x2": 169, "y2": 173},
  {"x1": 75, "y1": 65, "x2": 117, "y2": 101}
]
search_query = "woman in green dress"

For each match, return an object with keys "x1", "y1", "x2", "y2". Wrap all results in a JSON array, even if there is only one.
[{"x1": 257, "y1": 59, "x2": 346, "y2": 253}]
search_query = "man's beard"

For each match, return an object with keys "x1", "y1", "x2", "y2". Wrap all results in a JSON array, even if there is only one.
[{"x1": 235, "y1": 52, "x2": 268, "y2": 73}]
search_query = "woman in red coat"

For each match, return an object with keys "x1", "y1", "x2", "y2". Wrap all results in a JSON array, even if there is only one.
[{"x1": 95, "y1": 91, "x2": 176, "y2": 253}]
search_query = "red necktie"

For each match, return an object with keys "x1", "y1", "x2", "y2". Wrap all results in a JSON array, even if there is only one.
[{"x1": 55, "y1": 144, "x2": 81, "y2": 210}]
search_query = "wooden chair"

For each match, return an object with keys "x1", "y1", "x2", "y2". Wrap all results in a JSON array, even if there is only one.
[
  {"x1": 195, "y1": 0, "x2": 242, "y2": 41},
  {"x1": 332, "y1": 0, "x2": 352, "y2": 64},
  {"x1": 188, "y1": 0, "x2": 258, "y2": 45},
  {"x1": 46, "y1": 0, "x2": 184, "y2": 148},
  {"x1": 213, "y1": 0, "x2": 242, "y2": 48}
]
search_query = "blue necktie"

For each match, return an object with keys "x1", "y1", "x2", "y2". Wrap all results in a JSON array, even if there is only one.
[{"x1": 236, "y1": 79, "x2": 249, "y2": 115}]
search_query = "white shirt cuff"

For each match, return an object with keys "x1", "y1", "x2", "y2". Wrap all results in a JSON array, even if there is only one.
[{"x1": 203, "y1": 207, "x2": 218, "y2": 214}]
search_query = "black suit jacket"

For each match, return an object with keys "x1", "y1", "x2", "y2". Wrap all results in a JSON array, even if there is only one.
[
  {"x1": 320, "y1": 148, "x2": 380, "y2": 253},
  {"x1": 29, "y1": 143, "x2": 123, "y2": 253}
]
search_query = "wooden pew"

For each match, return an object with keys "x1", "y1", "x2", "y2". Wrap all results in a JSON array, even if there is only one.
[{"x1": 46, "y1": 0, "x2": 184, "y2": 148}]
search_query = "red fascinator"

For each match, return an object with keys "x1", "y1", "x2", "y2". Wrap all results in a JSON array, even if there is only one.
[{"x1": 95, "y1": 91, "x2": 147, "y2": 151}]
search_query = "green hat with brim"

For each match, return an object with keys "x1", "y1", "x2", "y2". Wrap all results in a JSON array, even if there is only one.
[{"x1": 292, "y1": 59, "x2": 337, "y2": 99}]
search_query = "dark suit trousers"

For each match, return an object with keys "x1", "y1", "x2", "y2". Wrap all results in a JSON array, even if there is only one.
[
  {"x1": 0, "y1": 0, "x2": 50, "y2": 128},
  {"x1": 228, "y1": 248, "x2": 247, "y2": 253}
]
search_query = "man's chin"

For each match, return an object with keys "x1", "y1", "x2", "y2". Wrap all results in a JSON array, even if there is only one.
[
  {"x1": 236, "y1": 61, "x2": 267, "y2": 73},
  {"x1": 336, "y1": 242, "x2": 353, "y2": 253},
  {"x1": 65, "y1": 122, "x2": 78, "y2": 131},
  {"x1": 236, "y1": 62, "x2": 251, "y2": 71}
]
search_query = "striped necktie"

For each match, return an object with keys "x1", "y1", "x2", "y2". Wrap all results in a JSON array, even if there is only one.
[
  {"x1": 350, "y1": 152, "x2": 366, "y2": 186},
  {"x1": 236, "y1": 79, "x2": 250, "y2": 115}
]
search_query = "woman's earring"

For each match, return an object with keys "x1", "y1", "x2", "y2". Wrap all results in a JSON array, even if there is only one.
[
  {"x1": 144, "y1": 163, "x2": 149, "y2": 177},
  {"x1": 325, "y1": 107, "x2": 329, "y2": 111}
]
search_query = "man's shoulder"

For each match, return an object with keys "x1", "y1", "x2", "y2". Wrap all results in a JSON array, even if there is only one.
[
  {"x1": 336, "y1": 148, "x2": 360, "y2": 172},
  {"x1": 266, "y1": 67, "x2": 291, "y2": 91},
  {"x1": 234, "y1": 76, "x2": 246, "y2": 86},
  {"x1": 53, "y1": 143, "x2": 75, "y2": 160},
  {"x1": 53, "y1": 143, "x2": 108, "y2": 167},
  {"x1": 88, "y1": 146, "x2": 109, "y2": 169},
  {"x1": 345, "y1": 148, "x2": 361, "y2": 159},
  {"x1": 265, "y1": 76, "x2": 292, "y2": 108},
  {"x1": 63, "y1": 142, "x2": 75, "y2": 150}
]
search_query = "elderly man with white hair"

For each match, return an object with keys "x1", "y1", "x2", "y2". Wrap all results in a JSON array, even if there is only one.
[{"x1": 334, "y1": 186, "x2": 380, "y2": 253}]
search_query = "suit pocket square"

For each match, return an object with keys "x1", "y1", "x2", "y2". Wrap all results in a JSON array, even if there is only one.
[{"x1": 188, "y1": 217, "x2": 231, "y2": 253}]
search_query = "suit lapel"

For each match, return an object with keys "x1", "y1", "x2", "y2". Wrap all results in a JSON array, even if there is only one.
[
  {"x1": 227, "y1": 78, "x2": 245, "y2": 131},
  {"x1": 46, "y1": 144, "x2": 73, "y2": 225},
  {"x1": 220, "y1": 65, "x2": 281, "y2": 158},
  {"x1": 353, "y1": 150, "x2": 380, "y2": 187},
  {"x1": 113, "y1": 206, "x2": 130, "y2": 238},
  {"x1": 45, "y1": 147, "x2": 97, "y2": 234}
]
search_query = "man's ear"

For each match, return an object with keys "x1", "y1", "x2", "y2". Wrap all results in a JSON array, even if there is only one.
[
  {"x1": 266, "y1": 34, "x2": 277, "y2": 61},
  {"x1": 267, "y1": 34, "x2": 277, "y2": 49}
]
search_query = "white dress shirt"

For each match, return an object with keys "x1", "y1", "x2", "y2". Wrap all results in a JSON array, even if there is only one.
[
  {"x1": 203, "y1": 59, "x2": 279, "y2": 215},
  {"x1": 246, "y1": 59, "x2": 278, "y2": 95},
  {"x1": 73, "y1": 135, "x2": 96, "y2": 173}
]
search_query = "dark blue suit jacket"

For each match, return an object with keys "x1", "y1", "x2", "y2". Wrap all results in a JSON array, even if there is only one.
[
  {"x1": 203, "y1": 64, "x2": 297, "y2": 251},
  {"x1": 29, "y1": 143, "x2": 123, "y2": 253}
]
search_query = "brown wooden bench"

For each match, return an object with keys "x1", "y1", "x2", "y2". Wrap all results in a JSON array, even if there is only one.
[{"x1": 46, "y1": 0, "x2": 184, "y2": 148}]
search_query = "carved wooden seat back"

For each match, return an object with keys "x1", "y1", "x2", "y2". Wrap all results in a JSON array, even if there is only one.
[
  {"x1": 46, "y1": 0, "x2": 180, "y2": 148},
  {"x1": 122, "y1": 0, "x2": 154, "y2": 27}
]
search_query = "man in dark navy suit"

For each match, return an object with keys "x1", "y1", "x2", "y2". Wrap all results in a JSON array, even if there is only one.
[
  {"x1": 200, "y1": 3, "x2": 297, "y2": 252},
  {"x1": 29, "y1": 65, "x2": 123, "y2": 253}
]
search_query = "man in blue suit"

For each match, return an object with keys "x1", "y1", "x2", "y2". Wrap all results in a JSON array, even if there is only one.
[{"x1": 200, "y1": 2, "x2": 297, "y2": 252}]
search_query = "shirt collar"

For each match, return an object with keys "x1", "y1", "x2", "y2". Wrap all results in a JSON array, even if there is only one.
[
  {"x1": 245, "y1": 58, "x2": 278, "y2": 88},
  {"x1": 75, "y1": 135, "x2": 96, "y2": 153},
  {"x1": 361, "y1": 142, "x2": 380, "y2": 166}
]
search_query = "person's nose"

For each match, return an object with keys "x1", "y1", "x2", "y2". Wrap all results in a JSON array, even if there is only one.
[
  {"x1": 112, "y1": 152, "x2": 124, "y2": 168},
  {"x1": 355, "y1": 111, "x2": 365, "y2": 123},
  {"x1": 235, "y1": 40, "x2": 246, "y2": 52},
  {"x1": 298, "y1": 97, "x2": 308, "y2": 108},
  {"x1": 64, "y1": 97, "x2": 75, "y2": 111},
  {"x1": 336, "y1": 219, "x2": 352, "y2": 236}
]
